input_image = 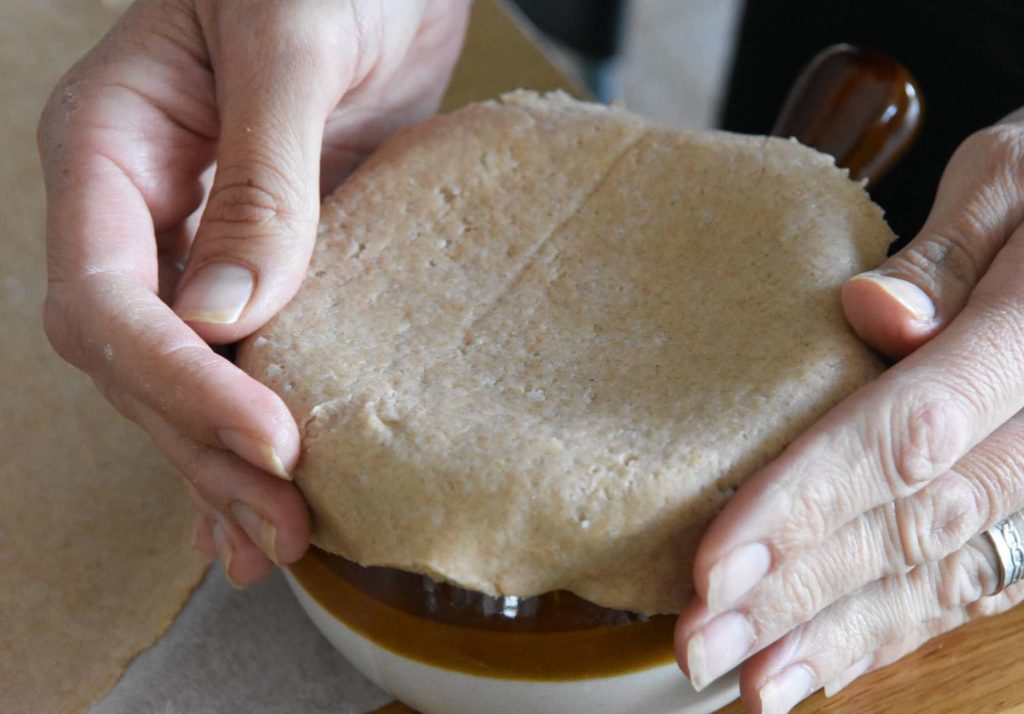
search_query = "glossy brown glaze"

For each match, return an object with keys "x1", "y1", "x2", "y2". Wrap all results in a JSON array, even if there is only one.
[
  {"x1": 288, "y1": 548, "x2": 676, "y2": 680},
  {"x1": 772, "y1": 44, "x2": 923, "y2": 185}
]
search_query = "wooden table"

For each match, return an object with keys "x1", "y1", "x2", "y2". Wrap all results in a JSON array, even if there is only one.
[{"x1": 724, "y1": 603, "x2": 1024, "y2": 713}]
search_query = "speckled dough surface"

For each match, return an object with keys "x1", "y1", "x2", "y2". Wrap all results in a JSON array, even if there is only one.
[{"x1": 240, "y1": 91, "x2": 893, "y2": 614}]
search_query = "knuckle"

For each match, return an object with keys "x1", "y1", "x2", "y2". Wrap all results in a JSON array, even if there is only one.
[
  {"x1": 968, "y1": 574, "x2": 1024, "y2": 617},
  {"x1": 935, "y1": 543, "x2": 996, "y2": 610},
  {"x1": 37, "y1": 57, "x2": 103, "y2": 166},
  {"x1": 899, "y1": 233, "x2": 982, "y2": 297},
  {"x1": 204, "y1": 175, "x2": 291, "y2": 231},
  {"x1": 881, "y1": 501, "x2": 917, "y2": 569},
  {"x1": 37, "y1": 73, "x2": 78, "y2": 145},
  {"x1": 37, "y1": 80, "x2": 81, "y2": 175},
  {"x1": 199, "y1": 160, "x2": 317, "y2": 255},
  {"x1": 880, "y1": 390, "x2": 973, "y2": 497},
  {"x1": 780, "y1": 477, "x2": 838, "y2": 548},
  {"x1": 872, "y1": 575, "x2": 928, "y2": 643},
  {"x1": 776, "y1": 565, "x2": 825, "y2": 622},
  {"x1": 967, "y1": 596, "x2": 1003, "y2": 618},
  {"x1": 894, "y1": 474, "x2": 985, "y2": 567},
  {"x1": 966, "y1": 432, "x2": 1024, "y2": 519},
  {"x1": 201, "y1": 156, "x2": 315, "y2": 242}
]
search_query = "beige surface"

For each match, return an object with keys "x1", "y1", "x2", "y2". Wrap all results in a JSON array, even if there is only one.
[
  {"x1": 241, "y1": 91, "x2": 893, "y2": 615},
  {"x1": 620, "y1": 0, "x2": 742, "y2": 129},
  {"x1": 0, "y1": 3, "x2": 207, "y2": 713},
  {"x1": 441, "y1": 0, "x2": 583, "y2": 111}
]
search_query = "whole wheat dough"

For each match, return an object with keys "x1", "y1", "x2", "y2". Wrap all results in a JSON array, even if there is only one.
[{"x1": 240, "y1": 91, "x2": 892, "y2": 614}]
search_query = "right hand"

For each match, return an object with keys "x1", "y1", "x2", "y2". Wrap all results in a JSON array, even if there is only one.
[{"x1": 37, "y1": 0, "x2": 469, "y2": 586}]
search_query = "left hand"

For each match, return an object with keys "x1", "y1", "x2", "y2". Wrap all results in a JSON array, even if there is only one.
[
  {"x1": 675, "y1": 111, "x2": 1024, "y2": 712},
  {"x1": 36, "y1": 0, "x2": 469, "y2": 588}
]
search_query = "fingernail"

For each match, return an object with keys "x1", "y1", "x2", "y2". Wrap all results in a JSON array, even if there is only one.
[
  {"x1": 211, "y1": 518, "x2": 243, "y2": 589},
  {"x1": 174, "y1": 262, "x2": 254, "y2": 324},
  {"x1": 759, "y1": 664, "x2": 817, "y2": 714},
  {"x1": 686, "y1": 611, "x2": 754, "y2": 691},
  {"x1": 230, "y1": 501, "x2": 278, "y2": 564},
  {"x1": 852, "y1": 272, "x2": 935, "y2": 323},
  {"x1": 824, "y1": 655, "x2": 872, "y2": 697},
  {"x1": 707, "y1": 542, "x2": 772, "y2": 613},
  {"x1": 218, "y1": 428, "x2": 291, "y2": 480}
]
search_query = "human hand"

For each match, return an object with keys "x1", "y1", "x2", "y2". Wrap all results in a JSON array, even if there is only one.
[
  {"x1": 676, "y1": 110, "x2": 1024, "y2": 712},
  {"x1": 37, "y1": 0, "x2": 469, "y2": 586}
]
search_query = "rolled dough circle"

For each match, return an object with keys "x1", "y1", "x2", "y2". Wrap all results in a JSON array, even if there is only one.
[{"x1": 240, "y1": 91, "x2": 892, "y2": 614}]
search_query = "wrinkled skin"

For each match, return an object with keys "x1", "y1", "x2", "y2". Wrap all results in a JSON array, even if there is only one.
[
  {"x1": 38, "y1": 3, "x2": 1024, "y2": 710},
  {"x1": 677, "y1": 109, "x2": 1024, "y2": 712}
]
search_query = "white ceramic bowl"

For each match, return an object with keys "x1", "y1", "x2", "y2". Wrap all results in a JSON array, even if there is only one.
[{"x1": 285, "y1": 552, "x2": 739, "y2": 714}]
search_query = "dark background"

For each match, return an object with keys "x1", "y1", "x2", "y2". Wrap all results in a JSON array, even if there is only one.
[{"x1": 512, "y1": 0, "x2": 1024, "y2": 246}]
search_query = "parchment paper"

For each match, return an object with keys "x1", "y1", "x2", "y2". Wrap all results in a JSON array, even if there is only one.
[
  {"x1": 0, "y1": 2, "x2": 208, "y2": 712},
  {"x1": 89, "y1": 569, "x2": 391, "y2": 714}
]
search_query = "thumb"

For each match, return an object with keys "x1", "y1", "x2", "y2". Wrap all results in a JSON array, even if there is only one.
[
  {"x1": 173, "y1": 15, "x2": 348, "y2": 343},
  {"x1": 842, "y1": 121, "x2": 1024, "y2": 359}
]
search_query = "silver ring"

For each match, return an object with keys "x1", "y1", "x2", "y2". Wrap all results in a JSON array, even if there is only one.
[{"x1": 984, "y1": 511, "x2": 1024, "y2": 593}]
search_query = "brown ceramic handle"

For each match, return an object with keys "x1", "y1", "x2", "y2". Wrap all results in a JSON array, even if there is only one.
[{"x1": 772, "y1": 44, "x2": 924, "y2": 185}]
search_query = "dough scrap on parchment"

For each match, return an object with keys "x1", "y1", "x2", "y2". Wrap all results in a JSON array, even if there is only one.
[{"x1": 0, "y1": 3, "x2": 208, "y2": 713}]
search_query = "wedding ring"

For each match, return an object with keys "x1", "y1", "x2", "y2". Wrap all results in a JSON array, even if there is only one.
[{"x1": 985, "y1": 511, "x2": 1024, "y2": 593}]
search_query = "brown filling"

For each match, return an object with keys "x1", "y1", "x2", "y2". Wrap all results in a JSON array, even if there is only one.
[{"x1": 288, "y1": 547, "x2": 677, "y2": 680}]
